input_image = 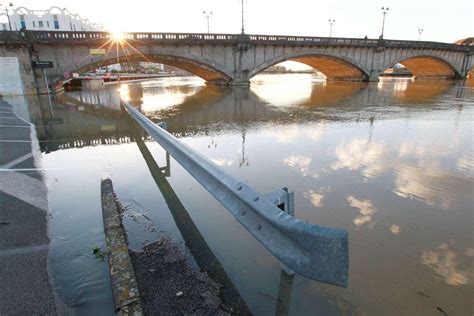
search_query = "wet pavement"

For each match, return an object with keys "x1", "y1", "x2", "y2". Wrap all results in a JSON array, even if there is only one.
[{"x1": 0, "y1": 99, "x2": 61, "y2": 314}]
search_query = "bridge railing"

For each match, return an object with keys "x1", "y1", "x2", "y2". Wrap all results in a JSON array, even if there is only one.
[
  {"x1": 249, "y1": 34, "x2": 381, "y2": 46},
  {"x1": 30, "y1": 31, "x2": 110, "y2": 40},
  {"x1": 1, "y1": 30, "x2": 471, "y2": 52},
  {"x1": 247, "y1": 34, "x2": 470, "y2": 51},
  {"x1": 19, "y1": 31, "x2": 240, "y2": 43}
]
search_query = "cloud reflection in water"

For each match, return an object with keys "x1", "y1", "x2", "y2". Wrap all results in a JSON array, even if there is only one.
[
  {"x1": 283, "y1": 155, "x2": 312, "y2": 177},
  {"x1": 421, "y1": 242, "x2": 472, "y2": 286},
  {"x1": 211, "y1": 158, "x2": 234, "y2": 167},
  {"x1": 390, "y1": 224, "x2": 401, "y2": 234},
  {"x1": 332, "y1": 138, "x2": 388, "y2": 179},
  {"x1": 394, "y1": 164, "x2": 455, "y2": 209},
  {"x1": 304, "y1": 190, "x2": 324, "y2": 208},
  {"x1": 347, "y1": 196, "x2": 377, "y2": 228}
]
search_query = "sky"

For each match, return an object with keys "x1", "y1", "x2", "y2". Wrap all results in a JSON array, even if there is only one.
[{"x1": 4, "y1": 0, "x2": 473, "y2": 43}]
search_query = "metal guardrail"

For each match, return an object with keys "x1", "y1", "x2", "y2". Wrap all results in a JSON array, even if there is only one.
[
  {"x1": 122, "y1": 101, "x2": 349, "y2": 287},
  {"x1": 1, "y1": 30, "x2": 471, "y2": 52}
]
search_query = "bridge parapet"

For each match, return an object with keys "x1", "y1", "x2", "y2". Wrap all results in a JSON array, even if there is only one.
[
  {"x1": 1, "y1": 31, "x2": 472, "y2": 52},
  {"x1": 0, "y1": 31, "x2": 241, "y2": 44}
]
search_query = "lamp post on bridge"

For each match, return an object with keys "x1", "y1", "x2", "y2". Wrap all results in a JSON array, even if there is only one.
[
  {"x1": 380, "y1": 6, "x2": 389, "y2": 39},
  {"x1": 418, "y1": 28, "x2": 423, "y2": 41},
  {"x1": 202, "y1": 10, "x2": 213, "y2": 34},
  {"x1": 240, "y1": 0, "x2": 245, "y2": 34},
  {"x1": 0, "y1": 2, "x2": 14, "y2": 31},
  {"x1": 328, "y1": 19, "x2": 335, "y2": 37}
]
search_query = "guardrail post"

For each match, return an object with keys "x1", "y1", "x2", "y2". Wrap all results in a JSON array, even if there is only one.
[
  {"x1": 274, "y1": 187, "x2": 295, "y2": 316},
  {"x1": 275, "y1": 268, "x2": 294, "y2": 316},
  {"x1": 264, "y1": 187, "x2": 296, "y2": 276}
]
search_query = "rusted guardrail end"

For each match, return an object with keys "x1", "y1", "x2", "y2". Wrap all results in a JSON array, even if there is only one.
[{"x1": 101, "y1": 178, "x2": 144, "y2": 316}]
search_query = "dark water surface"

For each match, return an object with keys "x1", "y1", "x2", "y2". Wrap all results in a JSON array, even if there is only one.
[{"x1": 20, "y1": 75, "x2": 474, "y2": 315}]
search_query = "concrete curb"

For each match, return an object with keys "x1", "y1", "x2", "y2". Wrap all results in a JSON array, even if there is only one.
[{"x1": 101, "y1": 178, "x2": 144, "y2": 316}]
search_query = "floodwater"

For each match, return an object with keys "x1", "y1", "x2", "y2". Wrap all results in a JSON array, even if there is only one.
[{"x1": 23, "y1": 74, "x2": 473, "y2": 315}]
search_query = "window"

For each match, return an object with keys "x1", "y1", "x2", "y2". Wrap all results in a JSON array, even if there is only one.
[
  {"x1": 32, "y1": 21, "x2": 36, "y2": 28},
  {"x1": 47, "y1": 21, "x2": 50, "y2": 27},
  {"x1": 53, "y1": 15, "x2": 59, "y2": 29},
  {"x1": 38, "y1": 21, "x2": 44, "y2": 28},
  {"x1": 18, "y1": 15, "x2": 26, "y2": 29}
]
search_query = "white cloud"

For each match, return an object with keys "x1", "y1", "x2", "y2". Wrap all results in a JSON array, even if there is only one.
[
  {"x1": 390, "y1": 224, "x2": 401, "y2": 234},
  {"x1": 421, "y1": 242, "x2": 471, "y2": 286},
  {"x1": 211, "y1": 158, "x2": 233, "y2": 166},
  {"x1": 347, "y1": 196, "x2": 377, "y2": 227},
  {"x1": 284, "y1": 155, "x2": 312, "y2": 176},
  {"x1": 303, "y1": 190, "x2": 324, "y2": 207},
  {"x1": 332, "y1": 138, "x2": 388, "y2": 179},
  {"x1": 264, "y1": 125, "x2": 300, "y2": 144},
  {"x1": 305, "y1": 123, "x2": 327, "y2": 142},
  {"x1": 393, "y1": 164, "x2": 454, "y2": 209}
]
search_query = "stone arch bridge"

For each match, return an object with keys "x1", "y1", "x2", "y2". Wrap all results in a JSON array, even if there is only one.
[{"x1": 0, "y1": 31, "x2": 472, "y2": 94}]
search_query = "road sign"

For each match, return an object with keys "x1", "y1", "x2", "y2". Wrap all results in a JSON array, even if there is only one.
[
  {"x1": 32, "y1": 61, "x2": 54, "y2": 68},
  {"x1": 90, "y1": 48, "x2": 106, "y2": 55}
]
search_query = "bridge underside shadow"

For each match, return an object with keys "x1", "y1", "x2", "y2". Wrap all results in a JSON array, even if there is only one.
[
  {"x1": 397, "y1": 56, "x2": 459, "y2": 79},
  {"x1": 292, "y1": 56, "x2": 368, "y2": 81},
  {"x1": 74, "y1": 54, "x2": 232, "y2": 85},
  {"x1": 250, "y1": 55, "x2": 369, "y2": 82},
  {"x1": 250, "y1": 54, "x2": 464, "y2": 82}
]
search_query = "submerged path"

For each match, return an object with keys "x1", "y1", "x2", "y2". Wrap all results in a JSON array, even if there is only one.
[{"x1": 0, "y1": 99, "x2": 64, "y2": 314}]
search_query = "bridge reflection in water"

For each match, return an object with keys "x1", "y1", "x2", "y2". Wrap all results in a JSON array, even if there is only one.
[
  {"x1": 28, "y1": 75, "x2": 473, "y2": 315},
  {"x1": 41, "y1": 74, "x2": 459, "y2": 143}
]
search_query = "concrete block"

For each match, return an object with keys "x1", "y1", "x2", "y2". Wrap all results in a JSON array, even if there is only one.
[{"x1": 0, "y1": 57, "x2": 24, "y2": 95}]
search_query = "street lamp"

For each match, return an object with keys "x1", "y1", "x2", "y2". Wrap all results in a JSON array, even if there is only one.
[
  {"x1": 0, "y1": 2, "x2": 14, "y2": 31},
  {"x1": 240, "y1": 0, "x2": 245, "y2": 34},
  {"x1": 202, "y1": 10, "x2": 213, "y2": 34},
  {"x1": 328, "y1": 19, "x2": 335, "y2": 37},
  {"x1": 380, "y1": 6, "x2": 389, "y2": 39},
  {"x1": 418, "y1": 28, "x2": 423, "y2": 41}
]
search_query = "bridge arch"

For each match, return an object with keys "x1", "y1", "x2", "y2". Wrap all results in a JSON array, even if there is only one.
[
  {"x1": 62, "y1": 53, "x2": 233, "y2": 85},
  {"x1": 383, "y1": 54, "x2": 460, "y2": 79},
  {"x1": 248, "y1": 53, "x2": 371, "y2": 81}
]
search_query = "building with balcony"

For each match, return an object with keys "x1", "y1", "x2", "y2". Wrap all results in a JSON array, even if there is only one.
[{"x1": 1, "y1": 6, "x2": 102, "y2": 31}]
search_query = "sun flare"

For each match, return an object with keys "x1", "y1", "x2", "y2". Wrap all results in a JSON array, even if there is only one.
[{"x1": 111, "y1": 31, "x2": 125, "y2": 41}]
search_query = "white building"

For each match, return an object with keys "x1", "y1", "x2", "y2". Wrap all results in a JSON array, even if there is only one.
[
  {"x1": 139, "y1": 62, "x2": 165, "y2": 71},
  {"x1": 1, "y1": 6, "x2": 102, "y2": 31}
]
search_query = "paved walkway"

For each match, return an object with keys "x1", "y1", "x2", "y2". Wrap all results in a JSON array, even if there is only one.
[{"x1": 0, "y1": 99, "x2": 63, "y2": 314}]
